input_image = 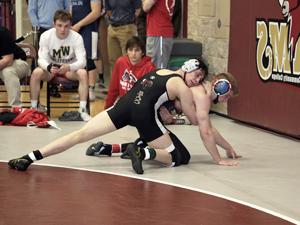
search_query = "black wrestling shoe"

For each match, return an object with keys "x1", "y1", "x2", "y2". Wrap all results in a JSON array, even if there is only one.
[
  {"x1": 121, "y1": 138, "x2": 147, "y2": 160},
  {"x1": 134, "y1": 137, "x2": 147, "y2": 148},
  {"x1": 8, "y1": 158, "x2": 31, "y2": 171},
  {"x1": 86, "y1": 142, "x2": 112, "y2": 157},
  {"x1": 120, "y1": 150, "x2": 130, "y2": 159},
  {"x1": 127, "y1": 144, "x2": 144, "y2": 174}
]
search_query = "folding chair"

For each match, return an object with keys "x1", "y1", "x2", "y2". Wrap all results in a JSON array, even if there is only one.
[
  {"x1": 46, "y1": 77, "x2": 90, "y2": 117},
  {"x1": 167, "y1": 38, "x2": 203, "y2": 70}
]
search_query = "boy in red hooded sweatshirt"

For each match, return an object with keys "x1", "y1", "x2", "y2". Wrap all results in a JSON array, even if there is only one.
[{"x1": 105, "y1": 36, "x2": 156, "y2": 109}]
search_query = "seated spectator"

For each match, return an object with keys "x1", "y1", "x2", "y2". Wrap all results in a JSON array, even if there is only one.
[
  {"x1": 105, "y1": 36, "x2": 155, "y2": 109},
  {"x1": 28, "y1": 0, "x2": 70, "y2": 98},
  {"x1": 29, "y1": 10, "x2": 91, "y2": 121},
  {"x1": 0, "y1": 26, "x2": 30, "y2": 109}
]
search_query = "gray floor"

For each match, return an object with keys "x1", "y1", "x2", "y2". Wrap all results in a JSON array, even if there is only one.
[{"x1": 1, "y1": 114, "x2": 299, "y2": 223}]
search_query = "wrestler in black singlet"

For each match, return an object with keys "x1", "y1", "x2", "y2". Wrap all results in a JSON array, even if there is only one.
[
  {"x1": 107, "y1": 70, "x2": 181, "y2": 142},
  {"x1": 109, "y1": 69, "x2": 191, "y2": 165}
]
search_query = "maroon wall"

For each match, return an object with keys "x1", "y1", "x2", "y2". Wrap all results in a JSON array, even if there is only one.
[
  {"x1": 0, "y1": 0, "x2": 16, "y2": 38},
  {"x1": 228, "y1": 0, "x2": 300, "y2": 139}
]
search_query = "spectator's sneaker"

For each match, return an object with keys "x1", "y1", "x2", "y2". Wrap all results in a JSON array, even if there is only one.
[
  {"x1": 98, "y1": 82, "x2": 108, "y2": 94},
  {"x1": 79, "y1": 109, "x2": 91, "y2": 122},
  {"x1": 86, "y1": 142, "x2": 112, "y2": 157},
  {"x1": 8, "y1": 158, "x2": 31, "y2": 171},
  {"x1": 95, "y1": 91, "x2": 107, "y2": 99},
  {"x1": 89, "y1": 89, "x2": 96, "y2": 102},
  {"x1": 127, "y1": 144, "x2": 144, "y2": 174},
  {"x1": 59, "y1": 111, "x2": 82, "y2": 121}
]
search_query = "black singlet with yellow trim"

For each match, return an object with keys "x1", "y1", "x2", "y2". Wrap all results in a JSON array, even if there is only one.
[{"x1": 107, "y1": 70, "x2": 181, "y2": 142}]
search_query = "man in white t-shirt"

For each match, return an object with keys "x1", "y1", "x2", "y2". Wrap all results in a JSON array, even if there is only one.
[{"x1": 30, "y1": 10, "x2": 91, "y2": 121}]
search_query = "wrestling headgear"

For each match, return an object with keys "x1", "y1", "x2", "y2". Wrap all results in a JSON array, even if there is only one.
[
  {"x1": 212, "y1": 79, "x2": 231, "y2": 104},
  {"x1": 181, "y1": 59, "x2": 201, "y2": 73},
  {"x1": 181, "y1": 58, "x2": 208, "y2": 83}
]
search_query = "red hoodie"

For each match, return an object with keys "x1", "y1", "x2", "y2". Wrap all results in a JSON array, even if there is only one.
[{"x1": 105, "y1": 55, "x2": 156, "y2": 109}]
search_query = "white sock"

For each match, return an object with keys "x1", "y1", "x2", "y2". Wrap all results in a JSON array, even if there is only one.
[
  {"x1": 31, "y1": 100, "x2": 38, "y2": 109},
  {"x1": 144, "y1": 148, "x2": 151, "y2": 160},
  {"x1": 79, "y1": 101, "x2": 87, "y2": 112}
]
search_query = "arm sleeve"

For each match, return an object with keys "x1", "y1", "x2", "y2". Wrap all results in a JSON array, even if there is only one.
[
  {"x1": 69, "y1": 35, "x2": 87, "y2": 71},
  {"x1": 105, "y1": 61, "x2": 121, "y2": 109},
  {"x1": 27, "y1": 0, "x2": 39, "y2": 27},
  {"x1": 37, "y1": 34, "x2": 51, "y2": 70}
]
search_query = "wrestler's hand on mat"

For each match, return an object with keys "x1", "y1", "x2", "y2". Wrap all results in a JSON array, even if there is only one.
[
  {"x1": 218, "y1": 159, "x2": 238, "y2": 166},
  {"x1": 226, "y1": 149, "x2": 242, "y2": 159}
]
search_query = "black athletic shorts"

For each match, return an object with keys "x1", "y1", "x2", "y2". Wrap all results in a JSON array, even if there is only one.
[
  {"x1": 86, "y1": 58, "x2": 96, "y2": 71},
  {"x1": 107, "y1": 96, "x2": 168, "y2": 142}
]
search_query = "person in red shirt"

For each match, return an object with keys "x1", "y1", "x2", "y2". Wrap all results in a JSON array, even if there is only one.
[
  {"x1": 143, "y1": 0, "x2": 175, "y2": 68},
  {"x1": 105, "y1": 36, "x2": 155, "y2": 109}
]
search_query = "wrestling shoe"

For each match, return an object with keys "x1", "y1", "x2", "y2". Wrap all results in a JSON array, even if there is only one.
[
  {"x1": 126, "y1": 144, "x2": 144, "y2": 174},
  {"x1": 86, "y1": 142, "x2": 112, "y2": 157},
  {"x1": 8, "y1": 158, "x2": 31, "y2": 171},
  {"x1": 120, "y1": 150, "x2": 130, "y2": 159},
  {"x1": 134, "y1": 137, "x2": 147, "y2": 148},
  {"x1": 121, "y1": 138, "x2": 147, "y2": 160}
]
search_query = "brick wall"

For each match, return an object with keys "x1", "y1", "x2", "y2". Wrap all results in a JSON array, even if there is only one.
[{"x1": 188, "y1": 0, "x2": 231, "y2": 113}]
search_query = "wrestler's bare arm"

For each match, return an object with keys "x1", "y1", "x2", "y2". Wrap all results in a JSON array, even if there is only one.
[
  {"x1": 142, "y1": 0, "x2": 157, "y2": 13},
  {"x1": 191, "y1": 86, "x2": 238, "y2": 166},
  {"x1": 211, "y1": 126, "x2": 242, "y2": 159},
  {"x1": 167, "y1": 78, "x2": 198, "y2": 125}
]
